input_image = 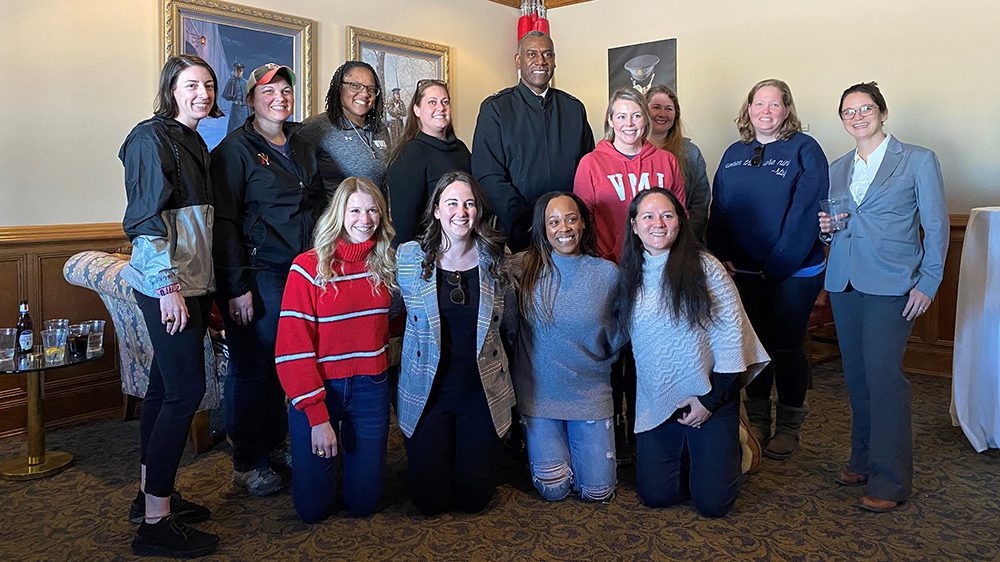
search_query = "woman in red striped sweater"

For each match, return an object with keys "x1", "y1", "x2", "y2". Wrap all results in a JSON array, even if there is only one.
[{"x1": 275, "y1": 176, "x2": 397, "y2": 522}]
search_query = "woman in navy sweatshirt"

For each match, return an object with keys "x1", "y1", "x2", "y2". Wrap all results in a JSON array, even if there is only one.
[{"x1": 706, "y1": 79, "x2": 828, "y2": 460}]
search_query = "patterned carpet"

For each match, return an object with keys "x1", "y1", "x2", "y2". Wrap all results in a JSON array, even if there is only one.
[{"x1": 1, "y1": 362, "x2": 998, "y2": 561}]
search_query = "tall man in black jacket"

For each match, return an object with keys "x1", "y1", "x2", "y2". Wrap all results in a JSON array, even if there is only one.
[{"x1": 472, "y1": 31, "x2": 594, "y2": 252}]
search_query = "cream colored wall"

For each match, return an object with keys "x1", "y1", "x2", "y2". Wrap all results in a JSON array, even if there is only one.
[
  {"x1": 551, "y1": 0, "x2": 1000, "y2": 213},
  {"x1": 0, "y1": 0, "x2": 516, "y2": 227},
  {"x1": 3, "y1": 0, "x2": 996, "y2": 226}
]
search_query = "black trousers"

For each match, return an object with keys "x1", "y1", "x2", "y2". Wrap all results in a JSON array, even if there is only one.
[
  {"x1": 736, "y1": 272, "x2": 823, "y2": 407},
  {"x1": 404, "y1": 373, "x2": 499, "y2": 516},
  {"x1": 135, "y1": 292, "x2": 212, "y2": 497}
]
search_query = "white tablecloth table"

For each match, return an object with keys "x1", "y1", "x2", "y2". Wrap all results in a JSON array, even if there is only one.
[{"x1": 950, "y1": 206, "x2": 1000, "y2": 452}]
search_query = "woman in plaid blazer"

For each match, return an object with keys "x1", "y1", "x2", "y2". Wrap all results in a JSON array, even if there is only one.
[{"x1": 396, "y1": 170, "x2": 517, "y2": 516}]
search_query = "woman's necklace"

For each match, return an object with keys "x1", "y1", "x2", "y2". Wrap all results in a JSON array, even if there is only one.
[{"x1": 347, "y1": 118, "x2": 377, "y2": 159}]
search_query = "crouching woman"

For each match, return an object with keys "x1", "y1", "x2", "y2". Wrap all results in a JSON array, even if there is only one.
[
  {"x1": 510, "y1": 192, "x2": 624, "y2": 502},
  {"x1": 618, "y1": 188, "x2": 769, "y2": 517},
  {"x1": 275, "y1": 177, "x2": 397, "y2": 522}
]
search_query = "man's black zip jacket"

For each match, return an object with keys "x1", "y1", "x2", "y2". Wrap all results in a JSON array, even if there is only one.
[{"x1": 471, "y1": 81, "x2": 594, "y2": 251}]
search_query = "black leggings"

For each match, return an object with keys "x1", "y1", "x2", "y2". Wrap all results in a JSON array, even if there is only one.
[{"x1": 135, "y1": 293, "x2": 212, "y2": 497}]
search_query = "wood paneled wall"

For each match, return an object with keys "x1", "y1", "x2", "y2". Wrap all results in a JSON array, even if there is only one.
[
  {"x1": 0, "y1": 223, "x2": 128, "y2": 438},
  {"x1": 900, "y1": 213, "x2": 968, "y2": 376}
]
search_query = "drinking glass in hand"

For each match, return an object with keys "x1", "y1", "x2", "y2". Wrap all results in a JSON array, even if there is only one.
[{"x1": 820, "y1": 198, "x2": 850, "y2": 232}]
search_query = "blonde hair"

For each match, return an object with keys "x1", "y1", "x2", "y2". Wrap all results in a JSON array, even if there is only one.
[
  {"x1": 645, "y1": 85, "x2": 686, "y2": 178},
  {"x1": 603, "y1": 87, "x2": 651, "y2": 143},
  {"x1": 312, "y1": 177, "x2": 398, "y2": 292},
  {"x1": 735, "y1": 78, "x2": 802, "y2": 143}
]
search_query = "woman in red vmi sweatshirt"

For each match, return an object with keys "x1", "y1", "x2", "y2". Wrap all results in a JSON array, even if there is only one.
[
  {"x1": 275, "y1": 176, "x2": 398, "y2": 523},
  {"x1": 574, "y1": 88, "x2": 685, "y2": 265}
]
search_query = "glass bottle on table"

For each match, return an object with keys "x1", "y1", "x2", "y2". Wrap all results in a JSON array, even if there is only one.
[{"x1": 16, "y1": 300, "x2": 33, "y2": 356}]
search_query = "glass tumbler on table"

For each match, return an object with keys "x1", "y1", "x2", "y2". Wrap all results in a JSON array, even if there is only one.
[
  {"x1": 0, "y1": 328, "x2": 16, "y2": 362},
  {"x1": 41, "y1": 328, "x2": 68, "y2": 364},
  {"x1": 86, "y1": 320, "x2": 106, "y2": 355}
]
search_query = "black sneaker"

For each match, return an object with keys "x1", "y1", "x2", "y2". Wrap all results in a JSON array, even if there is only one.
[
  {"x1": 128, "y1": 490, "x2": 211, "y2": 524},
  {"x1": 131, "y1": 514, "x2": 218, "y2": 558}
]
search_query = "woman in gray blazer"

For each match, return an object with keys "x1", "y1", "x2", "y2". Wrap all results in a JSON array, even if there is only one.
[
  {"x1": 396, "y1": 170, "x2": 517, "y2": 516},
  {"x1": 820, "y1": 82, "x2": 949, "y2": 513}
]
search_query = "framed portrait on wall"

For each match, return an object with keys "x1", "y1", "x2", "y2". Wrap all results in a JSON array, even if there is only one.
[
  {"x1": 608, "y1": 38, "x2": 677, "y2": 97},
  {"x1": 161, "y1": 0, "x2": 314, "y2": 149},
  {"x1": 347, "y1": 26, "x2": 450, "y2": 151}
]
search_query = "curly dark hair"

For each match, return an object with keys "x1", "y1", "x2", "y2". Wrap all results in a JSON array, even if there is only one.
[
  {"x1": 324, "y1": 61, "x2": 385, "y2": 132},
  {"x1": 615, "y1": 188, "x2": 712, "y2": 332},
  {"x1": 416, "y1": 170, "x2": 507, "y2": 282},
  {"x1": 518, "y1": 192, "x2": 597, "y2": 323}
]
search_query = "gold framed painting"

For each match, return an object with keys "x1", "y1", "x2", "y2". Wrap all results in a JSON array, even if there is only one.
[
  {"x1": 347, "y1": 26, "x2": 451, "y2": 149},
  {"x1": 161, "y1": 0, "x2": 314, "y2": 148}
]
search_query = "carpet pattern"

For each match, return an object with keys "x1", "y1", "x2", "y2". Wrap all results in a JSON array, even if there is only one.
[{"x1": 1, "y1": 363, "x2": 998, "y2": 561}]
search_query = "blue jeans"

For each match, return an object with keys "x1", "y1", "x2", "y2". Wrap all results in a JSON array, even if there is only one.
[
  {"x1": 521, "y1": 415, "x2": 617, "y2": 502},
  {"x1": 635, "y1": 397, "x2": 741, "y2": 518},
  {"x1": 288, "y1": 373, "x2": 391, "y2": 522},
  {"x1": 735, "y1": 272, "x2": 823, "y2": 407},
  {"x1": 223, "y1": 268, "x2": 289, "y2": 471}
]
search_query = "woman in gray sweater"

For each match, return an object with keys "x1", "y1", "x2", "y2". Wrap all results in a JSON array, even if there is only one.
[
  {"x1": 616, "y1": 188, "x2": 768, "y2": 517},
  {"x1": 511, "y1": 192, "x2": 625, "y2": 502}
]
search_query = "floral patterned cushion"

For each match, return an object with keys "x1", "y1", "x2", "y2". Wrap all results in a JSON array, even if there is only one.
[{"x1": 63, "y1": 251, "x2": 222, "y2": 410}]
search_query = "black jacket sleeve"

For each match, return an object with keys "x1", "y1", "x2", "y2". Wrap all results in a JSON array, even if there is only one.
[
  {"x1": 471, "y1": 101, "x2": 528, "y2": 237},
  {"x1": 210, "y1": 140, "x2": 252, "y2": 300}
]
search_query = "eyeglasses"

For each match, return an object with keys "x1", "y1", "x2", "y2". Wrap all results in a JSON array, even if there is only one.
[
  {"x1": 840, "y1": 104, "x2": 877, "y2": 120},
  {"x1": 446, "y1": 270, "x2": 466, "y2": 305},
  {"x1": 417, "y1": 79, "x2": 447, "y2": 89},
  {"x1": 751, "y1": 144, "x2": 765, "y2": 167},
  {"x1": 342, "y1": 81, "x2": 380, "y2": 96}
]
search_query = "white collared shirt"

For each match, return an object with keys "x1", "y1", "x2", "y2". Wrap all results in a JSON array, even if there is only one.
[{"x1": 849, "y1": 134, "x2": 892, "y2": 205}]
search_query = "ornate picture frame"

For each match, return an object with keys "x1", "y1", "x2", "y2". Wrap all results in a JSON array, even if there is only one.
[
  {"x1": 161, "y1": 0, "x2": 314, "y2": 148},
  {"x1": 347, "y1": 26, "x2": 451, "y2": 149}
]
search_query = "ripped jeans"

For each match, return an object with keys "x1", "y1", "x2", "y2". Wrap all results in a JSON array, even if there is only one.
[{"x1": 520, "y1": 415, "x2": 617, "y2": 502}]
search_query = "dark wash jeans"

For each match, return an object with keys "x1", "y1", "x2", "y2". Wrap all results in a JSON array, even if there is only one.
[
  {"x1": 288, "y1": 372, "x2": 391, "y2": 522},
  {"x1": 135, "y1": 292, "x2": 212, "y2": 497},
  {"x1": 223, "y1": 268, "x2": 289, "y2": 471},
  {"x1": 735, "y1": 271, "x2": 823, "y2": 407},
  {"x1": 635, "y1": 396, "x2": 741, "y2": 518}
]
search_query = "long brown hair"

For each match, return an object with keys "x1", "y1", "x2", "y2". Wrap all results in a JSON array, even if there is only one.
[
  {"x1": 154, "y1": 54, "x2": 223, "y2": 119},
  {"x1": 518, "y1": 192, "x2": 597, "y2": 324},
  {"x1": 735, "y1": 78, "x2": 802, "y2": 143},
  {"x1": 417, "y1": 171, "x2": 506, "y2": 282},
  {"x1": 386, "y1": 79, "x2": 453, "y2": 164},
  {"x1": 645, "y1": 85, "x2": 686, "y2": 178}
]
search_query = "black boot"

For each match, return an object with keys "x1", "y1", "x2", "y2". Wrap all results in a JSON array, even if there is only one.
[
  {"x1": 743, "y1": 398, "x2": 772, "y2": 446},
  {"x1": 764, "y1": 403, "x2": 808, "y2": 460}
]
